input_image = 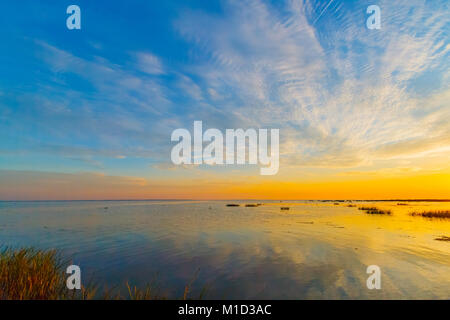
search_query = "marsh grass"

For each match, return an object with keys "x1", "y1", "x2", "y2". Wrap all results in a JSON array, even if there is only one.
[
  {"x1": 126, "y1": 282, "x2": 163, "y2": 300},
  {"x1": 410, "y1": 210, "x2": 450, "y2": 219},
  {"x1": 358, "y1": 207, "x2": 392, "y2": 215},
  {"x1": 0, "y1": 247, "x2": 204, "y2": 300},
  {"x1": 0, "y1": 247, "x2": 96, "y2": 300}
]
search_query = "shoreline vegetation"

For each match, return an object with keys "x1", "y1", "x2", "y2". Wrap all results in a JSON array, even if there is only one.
[
  {"x1": 435, "y1": 236, "x2": 450, "y2": 242},
  {"x1": 358, "y1": 207, "x2": 392, "y2": 215},
  {"x1": 410, "y1": 211, "x2": 450, "y2": 219},
  {"x1": 226, "y1": 202, "x2": 450, "y2": 220},
  {"x1": 0, "y1": 247, "x2": 204, "y2": 300}
]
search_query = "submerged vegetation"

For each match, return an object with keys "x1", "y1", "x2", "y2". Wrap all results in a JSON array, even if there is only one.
[
  {"x1": 0, "y1": 247, "x2": 202, "y2": 300},
  {"x1": 434, "y1": 236, "x2": 450, "y2": 242},
  {"x1": 410, "y1": 210, "x2": 450, "y2": 219},
  {"x1": 227, "y1": 203, "x2": 263, "y2": 208},
  {"x1": 358, "y1": 207, "x2": 392, "y2": 215}
]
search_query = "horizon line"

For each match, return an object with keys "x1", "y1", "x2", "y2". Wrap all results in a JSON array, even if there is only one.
[{"x1": 1, "y1": 199, "x2": 449, "y2": 202}]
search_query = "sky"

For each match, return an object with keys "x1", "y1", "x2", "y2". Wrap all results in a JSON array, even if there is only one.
[{"x1": 0, "y1": 0, "x2": 449, "y2": 200}]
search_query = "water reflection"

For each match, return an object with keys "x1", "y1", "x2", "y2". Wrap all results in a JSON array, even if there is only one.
[{"x1": 0, "y1": 200, "x2": 449, "y2": 299}]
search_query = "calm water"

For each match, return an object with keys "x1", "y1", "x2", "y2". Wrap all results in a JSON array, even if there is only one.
[{"x1": 0, "y1": 200, "x2": 449, "y2": 299}]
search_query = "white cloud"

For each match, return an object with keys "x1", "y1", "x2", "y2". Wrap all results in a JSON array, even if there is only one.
[
  {"x1": 174, "y1": 0, "x2": 450, "y2": 171},
  {"x1": 18, "y1": 0, "x2": 449, "y2": 175},
  {"x1": 135, "y1": 52, "x2": 165, "y2": 75}
]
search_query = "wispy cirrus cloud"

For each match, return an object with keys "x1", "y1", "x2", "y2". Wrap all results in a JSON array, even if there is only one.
[
  {"x1": 0, "y1": 0, "x2": 448, "y2": 191},
  {"x1": 173, "y1": 0, "x2": 450, "y2": 172},
  {"x1": 134, "y1": 52, "x2": 165, "y2": 75}
]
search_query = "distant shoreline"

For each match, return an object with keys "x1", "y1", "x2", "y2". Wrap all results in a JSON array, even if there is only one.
[{"x1": 1, "y1": 199, "x2": 449, "y2": 202}]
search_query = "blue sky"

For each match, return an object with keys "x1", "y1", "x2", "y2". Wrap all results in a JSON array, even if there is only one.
[{"x1": 0, "y1": 0, "x2": 449, "y2": 199}]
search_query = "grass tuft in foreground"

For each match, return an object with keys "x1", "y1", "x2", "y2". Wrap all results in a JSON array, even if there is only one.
[
  {"x1": 358, "y1": 207, "x2": 392, "y2": 215},
  {"x1": 0, "y1": 247, "x2": 95, "y2": 300},
  {"x1": 410, "y1": 210, "x2": 450, "y2": 219},
  {"x1": 0, "y1": 247, "x2": 203, "y2": 300}
]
